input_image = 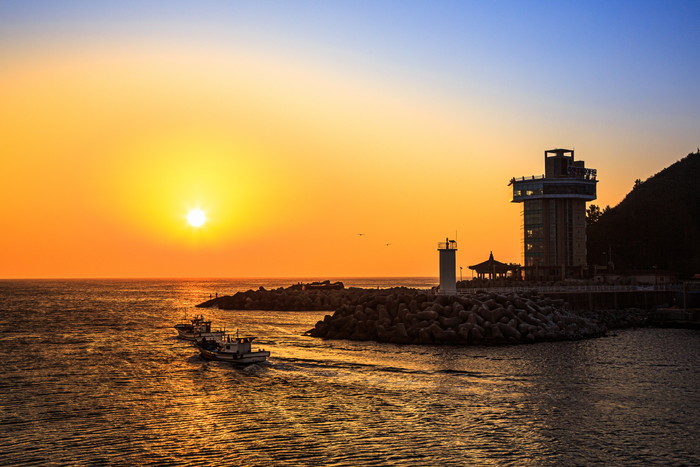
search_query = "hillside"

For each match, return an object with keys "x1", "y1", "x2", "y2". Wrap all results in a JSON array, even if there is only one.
[{"x1": 587, "y1": 150, "x2": 700, "y2": 279}]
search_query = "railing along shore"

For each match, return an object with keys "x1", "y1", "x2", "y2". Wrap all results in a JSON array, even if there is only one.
[{"x1": 457, "y1": 284, "x2": 682, "y2": 295}]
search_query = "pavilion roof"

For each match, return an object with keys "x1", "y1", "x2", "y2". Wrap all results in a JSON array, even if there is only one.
[{"x1": 468, "y1": 252, "x2": 517, "y2": 273}]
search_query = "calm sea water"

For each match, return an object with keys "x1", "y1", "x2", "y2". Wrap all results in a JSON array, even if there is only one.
[{"x1": 1, "y1": 279, "x2": 698, "y2": 466}]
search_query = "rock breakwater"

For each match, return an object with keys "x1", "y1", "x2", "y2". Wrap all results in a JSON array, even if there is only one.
[
  {"x1": 197, "y1": 284, "x2": 404, "y2": 312},
  {"x1": 197, "y1": 285, "x2": 625, "y2": 345},
  {"x1": 307, "y1": 290, "x2": 607, "y2": 345}
]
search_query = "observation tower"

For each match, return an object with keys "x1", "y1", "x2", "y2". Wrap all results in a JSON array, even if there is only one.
[{"x1": 510, "y1": 149, "x2": 597, "y2": 280}]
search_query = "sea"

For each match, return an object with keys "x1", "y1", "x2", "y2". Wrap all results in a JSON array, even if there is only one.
[{"x1": 1, "y1": 278, "x2": 698, "y2": 466}]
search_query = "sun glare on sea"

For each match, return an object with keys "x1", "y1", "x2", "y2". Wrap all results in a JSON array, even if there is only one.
[{"x1": 187, "y1": 209, "x2": 206, "y2": 227}]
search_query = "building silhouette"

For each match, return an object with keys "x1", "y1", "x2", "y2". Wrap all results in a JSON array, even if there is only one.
[{"x1": 510, "y1": 149, "x2": 597, "y2": 280}]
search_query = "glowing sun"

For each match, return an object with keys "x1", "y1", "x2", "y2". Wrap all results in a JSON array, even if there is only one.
[{"x1": 187, "y1": 209, "x2": 206, "y2": 227}]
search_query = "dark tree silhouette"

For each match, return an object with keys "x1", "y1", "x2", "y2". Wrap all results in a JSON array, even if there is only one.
[
  {"x1": 587, "y1": 152, "x2": 700, "y2": 279},
  {"x1": 586, "y1": 204, "x2": 610, "y2": 225}
]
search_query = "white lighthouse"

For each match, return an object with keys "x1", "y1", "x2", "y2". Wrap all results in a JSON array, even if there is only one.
[{"x1": 438, "y1": 238, "x2": 458, "y2": 295}]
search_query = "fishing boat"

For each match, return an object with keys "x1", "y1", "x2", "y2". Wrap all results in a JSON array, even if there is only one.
[
  {"x1": 196, "y1": 334, "x2": 270, "y2": 364},
  {"x1": 174, "y1": 314, "x2": 225, "y2": 341}
]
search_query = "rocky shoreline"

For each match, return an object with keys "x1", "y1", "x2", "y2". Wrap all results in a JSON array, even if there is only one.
[
  {"x1": 197, "y1": 284, "x2": 380, "y2": 312},
  {"x1": 197, "y1": 285, "x2": 647, "y2": 345}
]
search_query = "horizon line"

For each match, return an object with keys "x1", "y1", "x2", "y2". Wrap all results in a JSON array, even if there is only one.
[{"x1": 0, "y1": 275, "x2": 441, "y2": 281}]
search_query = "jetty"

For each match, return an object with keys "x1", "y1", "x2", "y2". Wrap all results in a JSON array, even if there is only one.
[
  {"x1": 196, "y1": 282, "x2": 674, "y2": 346},
  {"x1": 458, "y1": 284, "x2": 675, "y2": 311}
]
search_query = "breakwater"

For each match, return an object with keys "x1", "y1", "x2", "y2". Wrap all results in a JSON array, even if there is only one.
[
  {"x1": 457, "y1": 286, "x2": 674, "y2": 310},
  {"x1": 197, "y1": 284, "x2": 380, "y2": 311},
  {"x1": 197, "y1": 285, "x2": 651, "y2": 345},
  {"x1": 307, "y1": 290, "x2": 611, "y2": 345}
]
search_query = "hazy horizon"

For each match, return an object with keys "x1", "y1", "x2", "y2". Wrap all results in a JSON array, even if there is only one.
[{"x1": 0, "y1": 275, "x2": 439, "y2": 281}]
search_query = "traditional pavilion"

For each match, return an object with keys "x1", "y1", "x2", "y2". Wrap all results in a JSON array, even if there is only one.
[{"x1": 469, "y1": 252, "x2": 520, "y2": 280}]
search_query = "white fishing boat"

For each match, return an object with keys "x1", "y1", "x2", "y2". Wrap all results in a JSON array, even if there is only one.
[
  {"x1": 174, "y1": 314, "x2": 225, "y2": 341},
  {"x1": 196, "y1": 334, "x2": 270, "y2": 364}
]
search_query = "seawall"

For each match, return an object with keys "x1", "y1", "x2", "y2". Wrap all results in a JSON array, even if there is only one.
[{"x1": 197, "y1": 284, "x2": 655, "y2": 345}]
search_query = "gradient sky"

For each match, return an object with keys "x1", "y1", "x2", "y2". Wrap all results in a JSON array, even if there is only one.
[{"x1": 2, "y1": 1, "x2": 699, "y2": 279}]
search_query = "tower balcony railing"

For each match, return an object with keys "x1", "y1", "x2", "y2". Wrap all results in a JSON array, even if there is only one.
[
  {"x1": 438, "y1": 241, "x2": 458, "y2": 250},
  {"x1": 509, "y1": 175, "x2": 545, "y2": 185},
  {"x1": 509, "y1": 170, "x2": 597, "y2": 185}
]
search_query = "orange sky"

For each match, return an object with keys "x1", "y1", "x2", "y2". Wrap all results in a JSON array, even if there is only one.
[{"x1": 1, "y1": 3, "x2": 698, "y2": 279}]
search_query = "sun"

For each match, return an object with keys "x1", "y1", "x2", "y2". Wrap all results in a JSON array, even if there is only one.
[{"x1": 187, "y1": 208, "x2": 206, "y2": 227}]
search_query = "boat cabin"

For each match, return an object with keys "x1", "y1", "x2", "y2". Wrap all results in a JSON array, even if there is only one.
[{"x1": 221, "y1": 336, "x2": 256, "y2": 354}]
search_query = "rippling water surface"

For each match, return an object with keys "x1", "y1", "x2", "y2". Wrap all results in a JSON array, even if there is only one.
[{"x1": 1, "y1": 279, "x2": 698, "y2": 466}]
